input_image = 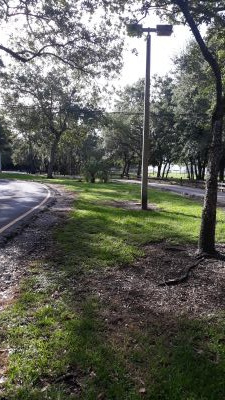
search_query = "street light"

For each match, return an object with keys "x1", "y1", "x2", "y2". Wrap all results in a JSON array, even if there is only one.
[{"x1": 127, "y1": 22, "x2": 173, "y2": 210}]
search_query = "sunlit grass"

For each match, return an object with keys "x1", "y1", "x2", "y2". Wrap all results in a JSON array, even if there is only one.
[{"x1": 56, "y1": 181, "x2": 225, "y2": 273}]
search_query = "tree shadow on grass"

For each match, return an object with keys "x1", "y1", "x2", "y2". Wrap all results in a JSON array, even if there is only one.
[
  {"x1": 50, "y1": 294, "x2": 225, "y2": 400},
  {"x1": 57, "y1": 199, "x2": 200, "y2": 274},
  {"x1": 160, "y1": 209, "x2": 202, "y2": 220},
  {"x1": 126, "y1": 312, "x2": 225, "y2": 400},
  {"x1": 5, "y1": 282, "x2": 225, "y2": 400}
]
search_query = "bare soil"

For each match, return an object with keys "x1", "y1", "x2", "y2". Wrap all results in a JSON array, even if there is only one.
[
  {"x1": 72, "y1": 242, "x2": 225, "y2": 331},
  {"x1": 102, "y1": 199, "x2": 159, "y2": 211}
]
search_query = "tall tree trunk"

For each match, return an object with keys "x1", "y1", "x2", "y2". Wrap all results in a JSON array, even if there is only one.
[
  {"x1": 202, "y1": 165, "x2": 206, "y2": 181},
  {"x1": 201, "y1": 155, "x2": 207, "y2": 181},
  {"x1": 199, "y1": 112, "x2": 223, "y2": 254},
  {"x1": 137, "y1": 159, "x2": 141, "y2": 178},
  {"x1": 47, "y1": 137, "x2": 60, "y2": 179},
  {"x1": 90, "y1": 173, "x2": 95, "y2": 183},
  {"x1": 121, "y1": 154, "x2": 128, "y2": 178},
  {"x1": 121, "y1": 164, "x2": 126, "y2": 178},
  {"x1": 197, "y1": 154, "x2": 202, "y2": 180},
  {"x1": 194, "y1": 162, "x2": 199, "y2": 180},
  {"x1": 157, "y1": 161, "x2": 162, "y2": 178},
  {"x1": 190, "y1": 160, "x2": 194, "y2": 180},
  {"x1": 166, "y1": 163, "x2": 171, "y2": 178},
  {"x1": 125, "y1": 159, "x2": 131, "y2": 176},
  {"x1": 162, "y1": 162, "x2": 167, "y2": 179},
  {"x1": 185, "y1": 163, "x2": 190, "y2": 180},
  {"x1": 219, "y1": 151, "x2": 225, "y2": 182},
  {"x1": 175, "y1": 0, "x2": 224, "y2": 254}
]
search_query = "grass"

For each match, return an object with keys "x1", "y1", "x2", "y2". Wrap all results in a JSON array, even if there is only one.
[
  {"x1": 110, "y1": 171, "x2": 189, "y2": 180},
  {"x1": 57, "y1": 181, "x2": 225, "y2": 273},
  {"x1": 1, "y1": 174, "x2": 225, "y2": 399},
  {"x1": 0, "y1": 172, "x2": 47, "y2": 181}
]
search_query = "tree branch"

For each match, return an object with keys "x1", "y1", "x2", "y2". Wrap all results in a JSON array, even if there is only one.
[{"x1": 175, "y1": 0, "x2": 223, "y2": 110}]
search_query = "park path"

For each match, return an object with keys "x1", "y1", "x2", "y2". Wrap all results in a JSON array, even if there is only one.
[{"x1": 115, "y1": 179, "x2": 225, "y2": 206}]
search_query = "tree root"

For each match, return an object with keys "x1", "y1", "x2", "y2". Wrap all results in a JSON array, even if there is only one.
[
  {"x1": 158, "y1": 249, "x2": 225, "y2": 287},
  {"x1": 197, "y1": 250, "x2": 225, "y2": 261},
  {"x1": 164, "y1": 246, "x2": 186, "y2": 252},
  {"x1": 158, "y1": 257, "x2": 205, "y2": 287}
]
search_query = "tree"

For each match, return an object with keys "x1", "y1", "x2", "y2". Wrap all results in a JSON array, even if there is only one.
[
  {"x1": 1, "y1": 64, "x2": 101, "y2": 178},
  {"x1": 137, "y1": 0, "x2": 225, "y2": 255},
  {"x1": 0, "y1": 118, "x2": 11, "y2": 172},
  {"x1": 104, "y1": 80, "x2": 144, "y2": 177},
  {"x1": 0, "y1": 0, "x2": 131, "y2": 77},
  {"x1": 11, "y1": 132, "x2": 44, "y2": 173},
  {"x1": 81, "y1": 132, "x2": 111, "y2": 183},
  {"x1": 172, "y1": 42, "x2": 212, "y2": 180},
  {"x1": 207, "y1": 25, "x2": 225, "y2": 181},
  {"x1": 56, "y1": 129, "x2": 87, "y2": 176},
  {"x1": 150, "y1": 75, "x2": 177, "y2": 178}
]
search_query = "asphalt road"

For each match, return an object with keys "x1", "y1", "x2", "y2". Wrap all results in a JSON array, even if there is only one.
[
  {"x1": 0, "y1": 179, "x2": 50, "y2": 235},
  {"x1": 117, "y1": 179, "x2": 225, "y2": 206}
]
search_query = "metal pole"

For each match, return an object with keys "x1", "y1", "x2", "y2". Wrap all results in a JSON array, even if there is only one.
[{"x1": 141, "y1": 33, "x2": 151, "y2": 210}]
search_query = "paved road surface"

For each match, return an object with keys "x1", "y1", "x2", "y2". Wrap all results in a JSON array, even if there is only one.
[
  {"x1": 0, "y1": 180, "x2": 50, "y2": 235},
  {"x1": 117, "y1": 179, "x2": 225, "y2": 206}
]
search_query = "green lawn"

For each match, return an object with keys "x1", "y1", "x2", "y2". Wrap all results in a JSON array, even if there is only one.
[
  {"x1": 0, "y1": 172, "x2": 46, "y2": 181},
  {"x1": 1, "y1": 175, "x2": 225, "y2": 399}
]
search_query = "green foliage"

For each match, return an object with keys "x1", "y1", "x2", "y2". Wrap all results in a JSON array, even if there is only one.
[
  {"x1": 103, "y1": 79, "x2": 144, "y2": 177},
  {"x1": 0, "y1": 118, "x2": 10, "y2": 151},
  {"x1": 107, "y1": 33, "x2": 221, "y2": 180},
  {"x1": 0, "y1": 63, "x2": 104, "y2": 175},
  {"x1": 172, "y1": 41, "x2": 212, "y2": 178},
  {"x1": 150, "y1": 75, "x2": 176, "y2": 175},
  {"x1": 0, "y1": 0, "x2": 132, "y2": 76},
  {"x1": 0, "y1": 117, "x2": 13, "y2": 169},
  {"x1": 139, "y1": 1, "x2": 225, "y2": 26},
  {"x1": 82, "y1": 133, "x2": 111, "y2": 183}
]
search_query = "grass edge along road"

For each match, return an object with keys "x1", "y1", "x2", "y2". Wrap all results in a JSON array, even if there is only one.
[{"x1": 1, "y1": 175, "x2": 225, "y2": 399}]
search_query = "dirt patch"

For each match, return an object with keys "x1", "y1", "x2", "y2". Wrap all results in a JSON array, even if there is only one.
[
  {"x1": 101, "y1": 200, "x2": 159, "y2": 211},
  {"x1": 72, "y1": 242, "x2": 225, "y2": 323}
]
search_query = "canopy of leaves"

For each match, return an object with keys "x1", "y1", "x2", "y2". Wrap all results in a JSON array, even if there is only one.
[
  {"x1": 0, "y1": 0, "x2": 135, "y2": 76},
  {"x1": 0, "y1": 117, "x2": 10, "y2": 151},
  {"x1": 1, "y1": 62, "x2": 101, "y2": 136},
  {"x1": 139, "y1": 1, "x2": 225, "y2": 26},
  {"x1": 104, "y1": 79, "x2": 144, "y2": 166}
]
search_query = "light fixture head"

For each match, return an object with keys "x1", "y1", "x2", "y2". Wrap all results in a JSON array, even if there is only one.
[{"x1": 156, "y1": 25, "x2": 173, "y2": 36}]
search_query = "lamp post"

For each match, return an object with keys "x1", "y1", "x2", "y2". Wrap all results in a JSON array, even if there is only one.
[{"x1": 127, "y1": 23, "x2": 173, "y2": 210}]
